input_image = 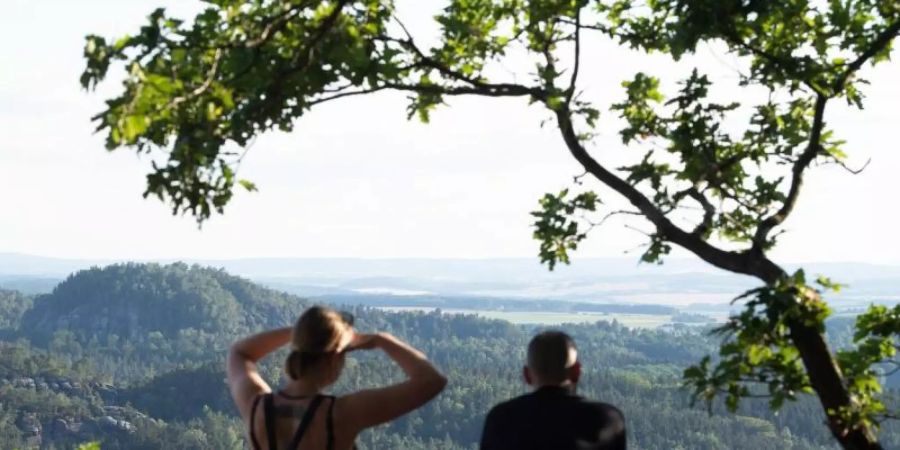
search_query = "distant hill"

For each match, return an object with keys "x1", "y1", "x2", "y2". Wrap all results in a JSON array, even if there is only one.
[
  {"x1": 22, "y1": 263, "x2": 309, "y2": 342},
  {"x1": 15, "y1": 263, "x2": 311, "y2": 380},
  {"x1": 0, "y1": 253, "x2": 116, "y2": 278},
  {"x1": 0, "y1": 276, "x2": 60, "y2": 295}
]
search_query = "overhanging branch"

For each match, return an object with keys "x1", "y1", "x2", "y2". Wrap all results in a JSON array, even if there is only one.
[
  {"x1": 722, "y1": 31, "x2": 823, "y2": 95},
  {"x1": 385, "y1": 81, "x2": 542, "y2": 98},
  {"x1": 553, "y1": 106, "x2": 760, "y2": 278},
  {"x1": 228, "y1": 0, "x2": 352, "y2": 83},
  {"x1": 753, "y1": 94, "x2": 827, "y2": 251},
  {"x1": 565, "y1": 10, "x2": 582, "y2": 105},
  {"x1": 687, "y1": 187, "x2": 716, "y2": 237},
  {"x1": 380, "y1": 17, "x2": 521, "y2": 93},
  {"x1": 833, "y1": 21, "x2": 900, "y2": 92}
]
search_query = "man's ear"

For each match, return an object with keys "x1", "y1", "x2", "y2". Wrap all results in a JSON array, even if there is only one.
[
  {"x1": 523, "y1": 366, "x2": 533, "y2": 386},
  {"x1": 569, "y1": 361, "x2": 582, "y2": 384}
]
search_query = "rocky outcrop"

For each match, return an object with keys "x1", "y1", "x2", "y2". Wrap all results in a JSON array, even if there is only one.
[
  {"x1": 3, "y1": 375, "x2": 138, "y2": 446},
  {"x1": 2, "y1": 375, "x2": 119, "y2": 399}
]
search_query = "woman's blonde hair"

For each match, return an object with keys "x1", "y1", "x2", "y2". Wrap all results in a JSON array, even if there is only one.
[{"x1": 284, "y1": 306, "x2": 353, "y2": 380}]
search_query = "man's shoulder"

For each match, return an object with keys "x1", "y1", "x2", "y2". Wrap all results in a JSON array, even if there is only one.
[
  {"x1": 574, "y1": 396, "x2": 621, "y2": 410},
  {"x1": 486, "y1": 392, "x2": 624, "y2": 422},
  {"x1": 575, "y1": 398, "x2": 625, "y2": 423},
  {"x1": 485, "y1": 392, "x2": 534, "y2": 417}
]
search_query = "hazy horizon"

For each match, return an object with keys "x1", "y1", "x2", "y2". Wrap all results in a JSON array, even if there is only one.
[
  {"x1": 3, "y1": 253, "x2": 899, "y2": 307},
  {"x1": 9, "y1": 250, "x2": 900, "y2": 264}
]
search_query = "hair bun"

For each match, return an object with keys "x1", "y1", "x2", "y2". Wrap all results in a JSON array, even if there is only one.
[
  {"x1": 285, "y1": 349, "x2": 305, "y2": 380},
  {"x1": 286, "y1": 349, "x2": 327, "y2": 380},
  {"x1": 286, "y1": 306, "x2": 350, "y2": 380}
]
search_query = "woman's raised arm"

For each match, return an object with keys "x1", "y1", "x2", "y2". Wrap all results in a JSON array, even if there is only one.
[
  {"x1": 337, "y1": 332, "x2": 447, "y2": 433},
  {"x1": 226, "y1": 327, "x2": 292, "y2": 421}
]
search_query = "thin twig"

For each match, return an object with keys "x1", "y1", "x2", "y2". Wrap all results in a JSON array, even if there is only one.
[
  {"x1": 565, "y1": 9, "x2": 582, "y2": 106},
  {"x1": 829, "y1": 157, "x2": 872, "y2": 175},
  {"x1": 307, "y1": 86, "x2": 391, "y2": 107}
]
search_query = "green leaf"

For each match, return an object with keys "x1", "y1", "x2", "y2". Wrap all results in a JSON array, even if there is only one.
[
  {"x1": 238, "y1": 179, "x2": 257, "y2": 192},
  {"x1": 122, "y1": 115, "x2": 148, "y2": 143}
]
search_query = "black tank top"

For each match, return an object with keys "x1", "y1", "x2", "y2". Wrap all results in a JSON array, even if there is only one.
[{"x1": 248, "y1": 393, "x2": 357, "y2": 450}]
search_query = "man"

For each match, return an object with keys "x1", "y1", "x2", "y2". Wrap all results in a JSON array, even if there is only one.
[{"x1": 480, "y1": 331, "x2": 626, "y2": 450}]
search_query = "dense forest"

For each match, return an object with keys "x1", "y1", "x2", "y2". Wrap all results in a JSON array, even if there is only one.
[{"x1": 0, "y1": 263, "x2": 897, "y2": 449}]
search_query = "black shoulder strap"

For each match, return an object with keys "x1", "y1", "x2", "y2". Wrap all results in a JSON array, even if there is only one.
[
  {"x1": 325, "y1": 396, "x2": 337, "y2": 450},
  {"x1": 249, "y1": 394, "x2": 264, "y2": 450},
  {"x1": 286, "y1": 394, "x2": 326, "y2": 450},
  {"x1": 263, "y1": 393, "x2": 278, "y2": 450}
]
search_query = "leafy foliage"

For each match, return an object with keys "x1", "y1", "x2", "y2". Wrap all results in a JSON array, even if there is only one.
[
  {"x1": 684, "y1": 270, "x2": 830, "y2": 412},
  {"x1": 531, "y1": 189, "x2": 598, "y2": 270},
  {"x1": 834, "y1": 304, "x2": 900, "y2": 430}
]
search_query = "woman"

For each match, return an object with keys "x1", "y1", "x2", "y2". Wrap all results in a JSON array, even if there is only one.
[{"x1": 227, "y1": 306, "x2": 447, "y2": 450}]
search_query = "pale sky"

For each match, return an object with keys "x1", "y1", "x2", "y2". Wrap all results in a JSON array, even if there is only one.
[{"x1": 1, "y1": 0, "x2": 898, "y2": 264}]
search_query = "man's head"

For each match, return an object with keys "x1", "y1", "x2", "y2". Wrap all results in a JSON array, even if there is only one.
[{"x1": 523, "y1": 331, "x2": 580, "y2": 387}]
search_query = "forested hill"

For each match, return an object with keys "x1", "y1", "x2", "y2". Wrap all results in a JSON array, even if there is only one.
[
  {"x1": 15, "y1": 263, "x2": 312, "y2": 380},
  {"x1": 0, "y1": 289, "x2": 32, "y2": 331},
  {"x1": 1, "y1": 263, "x2": 898, "y2": 449},
  {"x1": 23, "y1": 263, "x2": 308, "y2": 340}
]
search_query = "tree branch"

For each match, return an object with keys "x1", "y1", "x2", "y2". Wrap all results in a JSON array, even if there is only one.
[
  {"x1": 386, "y1": 81, "x2": 541, "y2": 98},
  {"x1": 166, "y1": 49, "x2": 223, "y2": 111},
  {"x1": 827, "y1": 156, "x2": 871, "y2": 175},
  {"x1": 553, "y1": 106, "x2": 764, "y2": 278},
  {"x1": 752, "y1": 94, "x2": 827, "y2": 251},
  {"x1": 303, "y1": 80, "x2": 542, "y2": 111},
  {"x1": 555, "y1": 17, "x2": 612, "y2": 34},
  {"x1": 228, "y1": 0, "x2": 352, "y2": 84},
  {"x1": 721, "y1": 32, "x2": 823, "y2": 95},
  {"x1": 833, "y1": 21, "x2": 900, "y2": 92},
  {"x1": 687, "y1": 187, "x2": 716, "y2": 237},
  {"x1": 377, "y1": 23, "x2": 525, "y2": 94},
  {"x1": 306, "y1": 86, "x2": 392, "y2": 107},
  {"x1": 236, "y1": 0, "x2": 363, "y2": 122},
  {"x1": 285, "y1": 0, "x2": 352, "y2": 69},
  {"x1": 565, "y1": 9, "x2": 582, "y2": 105},
  {"x1": 244, "y1": 3, "x2": 307, "y2": 49},
  {"x1": 587, "y1": 209, "x2": 643, "y2": 228}
]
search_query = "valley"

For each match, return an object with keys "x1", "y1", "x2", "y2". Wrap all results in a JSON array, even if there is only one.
[{"x1": 1, "y1": 262, "x2": 898, "y2": 449}]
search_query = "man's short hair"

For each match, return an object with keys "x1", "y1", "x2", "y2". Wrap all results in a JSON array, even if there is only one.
[{"x1": 527, "y1": 331, "x2": 577, "y2": 383}]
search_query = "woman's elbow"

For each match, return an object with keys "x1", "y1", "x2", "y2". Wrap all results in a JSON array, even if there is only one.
[
  {"x1": 227, "y1": 343, "x2": 252, "y2": 366},
  {"x1": 427, "y1": 372, "x2": 448, "y2": 397}
]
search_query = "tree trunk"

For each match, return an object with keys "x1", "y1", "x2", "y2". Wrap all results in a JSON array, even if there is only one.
[
  {"x1": 788, "y1": 320, "x2": 882, "y2": 449},
  {"x1": 756, "y1": 257, "x2": 882, "y2": 450}
]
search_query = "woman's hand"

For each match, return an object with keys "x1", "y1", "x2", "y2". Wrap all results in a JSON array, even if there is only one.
[{"x1": 345, "y1": 332, "x2": 380, "y2": 352}]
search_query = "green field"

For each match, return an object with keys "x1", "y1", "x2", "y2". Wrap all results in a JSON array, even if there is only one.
[{"x1": 379, "y1": 307, "x2": 676, "y2": 328}]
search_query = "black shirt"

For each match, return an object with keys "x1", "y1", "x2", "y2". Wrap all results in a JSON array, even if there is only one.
[{"x1": 480, "y1": 386, "x2": 626, "y2": 450}]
